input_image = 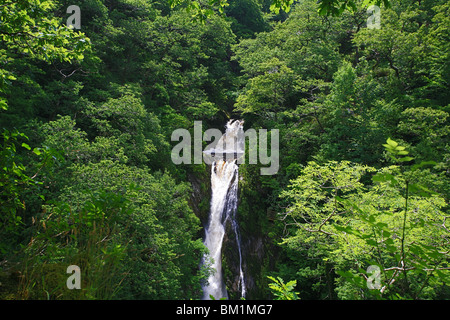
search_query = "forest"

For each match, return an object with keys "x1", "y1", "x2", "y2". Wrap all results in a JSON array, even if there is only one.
[{"x1": 0, "y1": 0, "x2": 448, "y2": 300}]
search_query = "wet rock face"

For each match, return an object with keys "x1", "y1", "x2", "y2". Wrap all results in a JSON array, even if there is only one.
[
  {"x1": 223, "y1": 224, "x2": 269, "y2": 300},
  {"x1": 187, "y1": 170, "x2": 211, "y2": 226},
  {"x1": 222, "y1": 221, "x2": 242, "y2": 299}
]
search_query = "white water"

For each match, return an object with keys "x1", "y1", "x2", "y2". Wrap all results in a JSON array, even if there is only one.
[{"x1": 201, "y1": 120, "x2": 246, "y2": 300}]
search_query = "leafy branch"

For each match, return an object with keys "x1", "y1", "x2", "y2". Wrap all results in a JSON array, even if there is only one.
[
  {"x1": 267, "y1": 276, "x2": 299, "y2": 300},
  {"x1": 169, "y1": 0, "x2": 392, "y2": 22}
]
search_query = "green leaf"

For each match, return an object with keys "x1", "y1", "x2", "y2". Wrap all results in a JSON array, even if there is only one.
[
  {"x1": 0, "y1": 98, "x2": 8, "y2": 110},
  {"x1": 270, "y1": 3, "x2": 281, "y2": 14},
  {"x1": 382, "y1": 230, "x2": 391, "y2": 237},
  {"x1": 386, "y1": 138, "x2": 398, "y2": 148},
  {"x1": 372, "y1": 172, "x2": 398, "y2": 185},
  {"x1": 411, "y1": 161, "x2": 436, "y2": 171},
  {"x1": 33, "y1": 148, "x2": 42, "y2": 156},
  {"x1": 408, "y1": 183, "x2": 437, "y2": 197},
  {"x1": 398, "y1": 156, "x2": 414, "y2": 162},
  {"x1": 21, "y1": 142, "x2": 31, "y2": 150}
]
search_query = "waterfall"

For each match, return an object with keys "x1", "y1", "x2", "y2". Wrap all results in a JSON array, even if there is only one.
[{"x1": 201, "y1": 120, "x2": 246, "y2": 300}]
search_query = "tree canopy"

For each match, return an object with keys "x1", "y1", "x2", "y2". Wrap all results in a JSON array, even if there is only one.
[{"x1": 0, "y1": 0, "x2": 448, "y2": 300}]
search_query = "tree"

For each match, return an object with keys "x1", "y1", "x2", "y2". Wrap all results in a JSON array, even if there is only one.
[
  {"x1": 0, "y1": 0, "x2": 90, "y2": 258},
  {"x1": 0, "y1": 0, "x2": 90, "y2": 112},
  {"x1": 318, "y1": 60, "x2": 399, "y2": 164},
  {"x1": 169, "y1": 0, "x2": 391, "y2": 20},
  {"x1": 225, "y1": 0, "x2": 269, "y2": 38},
  {"x1": 235, "y1": 58, "x2": 298, "y2": 118},
  {"x1": 279, "y1": 140, "x2": 449, "y2": 299}
]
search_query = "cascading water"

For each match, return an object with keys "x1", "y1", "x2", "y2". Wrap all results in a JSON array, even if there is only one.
[{"x1": 201, "y1": 120, "x2": 246, "y2": 300}]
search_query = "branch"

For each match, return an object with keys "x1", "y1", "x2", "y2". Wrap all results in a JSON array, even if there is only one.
[
  {"x1": 384, "y1": 266, "x2": 415, "y2": 272},
  {"x1": 400, "y1": 180, "x2": 409, "y2": 287},
  {"x1": 384, "y1": 266, "x2": 450, "y2": 272},
  {"x1": 305, "y1": 203, "x2": 339, "y2": 236},
  {"x1": 442, "y1": 216, "x2": 450, "y2": 233},
  {"x1": 53, "y1": 65, "x2": 81, "y2": 82},
  {"x1": 386, "y1": 55, "x2": 400, "y2": 78}
]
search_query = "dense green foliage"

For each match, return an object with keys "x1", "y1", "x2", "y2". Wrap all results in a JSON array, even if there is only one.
[{"x1": 1, "y1": 0, "x2": 448, "y2": 300}]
